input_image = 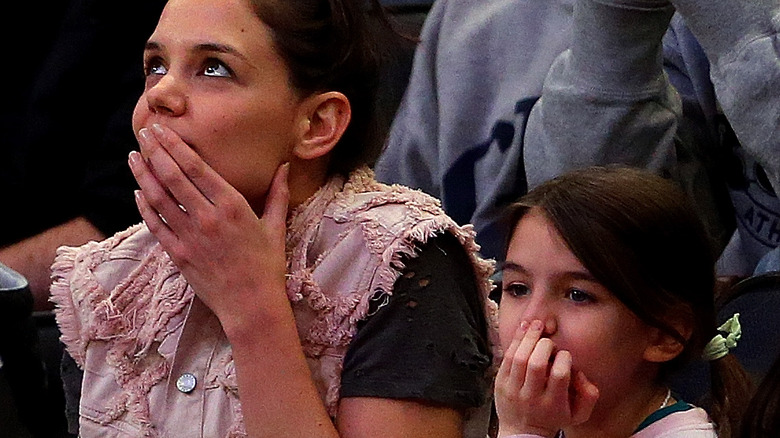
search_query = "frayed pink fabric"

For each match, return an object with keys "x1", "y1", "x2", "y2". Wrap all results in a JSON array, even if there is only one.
[
  {"x1": 51, "y1": 224, "x2": 192, "y2": 436},
  {"x1": 286, "y1": 167, "x2": 499, "y2": 415},
  {"x1": 51, "y1": 167, "x2": 499, "y2": 435}
]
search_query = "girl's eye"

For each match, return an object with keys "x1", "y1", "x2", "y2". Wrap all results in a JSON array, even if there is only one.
[
  {"x1": 144, "y1": 58, "x2": 167, "y2": 76},
  {"x1": 567, "y1": 288, "x2": 593, "y2": 303},
  {"x1": 203, "y1": 60, "x2": 232, "y2": 78},
  {"x1": 503, "y1": 282, "x2": 530, "y2": 298}
]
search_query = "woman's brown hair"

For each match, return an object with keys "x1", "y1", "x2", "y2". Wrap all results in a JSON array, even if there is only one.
[
  {"x1": 249, "y1": 0, "x2": 391, "y2": 177},
  {"x1": 504, "y1": 165, "x2": 752, "y2": 436}
]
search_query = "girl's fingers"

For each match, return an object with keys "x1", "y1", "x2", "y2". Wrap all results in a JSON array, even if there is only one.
[
  {"x1": 495, "y1": 322, "x2": 591, "y2": 434},
  {"x1": 546, "y1": 349, "x2": 572, "y2": 407},
  {"x1": 523, "y1": 337, "x2": 555, "y2": 395},
  {"x1": 497, "y1": 321, "x2": 527, "y2": 384},
  {"x1": 570, "y1": 370, "x2": 599, "y2": 425},
  {"x1": 148, "y1": 123, "x2": 228, "y2": 205},
  {"x1": 508, "y1": 320, "x2": 544, "y2": 383},
  {"x1": 496, "y1": 338, "x2": 525, "y2": 404}
]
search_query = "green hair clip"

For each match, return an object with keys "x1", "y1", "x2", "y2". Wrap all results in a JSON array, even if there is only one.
[{"x1": 702, "y1": 313, "x2": 741, "y2": 361}]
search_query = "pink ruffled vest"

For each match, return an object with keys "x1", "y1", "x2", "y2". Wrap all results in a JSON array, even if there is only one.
[{"x1": 51, "y1": 168, "x2": 498, "y2": 437}]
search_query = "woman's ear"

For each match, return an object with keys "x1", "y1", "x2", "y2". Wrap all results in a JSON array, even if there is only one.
[
  {"x1": 643, "y1": 324, "x2": 691, "y2": 363},
  {"x1": 293, "y1": 91, "x2": 351, "y2": 160}
]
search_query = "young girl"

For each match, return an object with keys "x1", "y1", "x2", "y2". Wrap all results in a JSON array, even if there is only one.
[
  {"x1": 50, "y1": 0, "x2": 498, "y2": 436},
  {"x1": 494, "y1": 166, "x2": 751, "y2": 438}
]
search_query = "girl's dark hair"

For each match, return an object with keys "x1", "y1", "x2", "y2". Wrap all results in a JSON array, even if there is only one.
[
  {"x1": 249, "y1": 0, "x2": 387, "y2": 176},
  {"x1": 740, "y1": 353, "x2": 780, "y2": 438},
  {"x1": 504, "y1": 165, "x2": 751, "y2": 437}
]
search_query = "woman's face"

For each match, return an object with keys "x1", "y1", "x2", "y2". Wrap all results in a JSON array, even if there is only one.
[
  {"x1": 132, "y1": 0, "x2": 304, "y2": 207},
  {"x1": 498, "y1": 208, "x2": 659, "y2": 409}
]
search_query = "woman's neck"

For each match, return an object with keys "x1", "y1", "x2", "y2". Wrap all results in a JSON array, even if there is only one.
[
  {"x1": 563, "y1": 381, "x2": 670, "y2": 438},
  {"x1": 287, "y1": 157, "x2": 330, "y2": 209}
]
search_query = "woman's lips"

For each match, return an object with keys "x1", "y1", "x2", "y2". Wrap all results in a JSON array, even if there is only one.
[{"x1": 148, "y1": 124, "x2": 198, "y2": 153}]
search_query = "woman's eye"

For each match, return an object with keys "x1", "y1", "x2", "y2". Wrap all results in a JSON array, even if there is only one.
[
  {"x1": 567, "y1": 289, "x2": 593, "y2": 303},
  {"x1": 144, "y1": 59, "x2": 167, "y2": 76},
  {"x1": 203, "y1": 60, "x2": 232, "y2": 78},
  {"x1": 503, "y1": 282, "x2": 530, "y2": 297}
]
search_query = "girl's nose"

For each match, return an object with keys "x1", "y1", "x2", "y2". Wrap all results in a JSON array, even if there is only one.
[
  {"x1": 145, "y1": 74, "x2": 187, "y2": 117},
  {"x1": 522, "y1": 296, "x2": 558, "y2": 336}
]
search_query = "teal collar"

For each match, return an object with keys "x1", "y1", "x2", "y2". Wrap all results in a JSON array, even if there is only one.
[{"x1": 634, "y1": 400, "x2": 693, "y2": 433}]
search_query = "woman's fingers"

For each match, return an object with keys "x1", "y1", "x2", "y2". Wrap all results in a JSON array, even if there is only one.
[
  {"x1": 137, "y1": 125, "x2": 209, "y2": 213},
  {"x1": 130, "y1": 129, "x2": 194, "y2": 228},
  {"x1": 133, "y1": 188, "x2": 176, "y2": 246},
  {"x1": 263, "y1": 162, "x2": 290, "y2": 228},
  {"x1": 129, "y1": 149, "x2": 187, "y2": 230},
  {"x1": 147, "y1": 124, "x2": 229, "y2": 204},
  {"x1": 134, "y1": 123, "x2": 227, "y2": 226}
]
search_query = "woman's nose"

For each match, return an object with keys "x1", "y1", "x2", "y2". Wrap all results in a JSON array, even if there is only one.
[{"x1": 144, "y1": 74, "x2": 187, "y2": 117}]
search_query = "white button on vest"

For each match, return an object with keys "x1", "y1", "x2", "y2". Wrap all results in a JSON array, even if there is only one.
[{"x1": 176, "y1": 373, "x2": 197, "y2": 393}]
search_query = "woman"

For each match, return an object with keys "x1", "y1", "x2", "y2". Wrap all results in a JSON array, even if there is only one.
[{"x1": 51, "y1": 0, "x2": 498, "y2": 436}]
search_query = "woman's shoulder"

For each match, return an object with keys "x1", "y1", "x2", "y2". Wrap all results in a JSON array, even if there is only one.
[
  {"x1": 330, "y1": 167, "x2": 494, "y2": 279},
  {"x1": 290, "y1": 167, "x2": 496, "y2": 302},
  {"x1": 289, "y1": 167, "x2": 452, "y2": 246},
  {"x1": 328, "y1": 168, "x2": 484, "y2": 246},
  {"x1": 331, "y1": 167, "x2": 448, "y2": 220}
]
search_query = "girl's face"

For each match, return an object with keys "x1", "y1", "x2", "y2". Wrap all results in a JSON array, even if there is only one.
[
  {"x1": 132, "y1": 0, "x2": 304, "y2": 207},
  {"x1": 499, "y1": 208, "x2": 659, "y2": 407}
]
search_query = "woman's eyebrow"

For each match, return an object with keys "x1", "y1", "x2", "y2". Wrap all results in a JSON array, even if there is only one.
[
  {"x1": 193, "y1": 42, "x2": 249, "y2": 62},
  {"x1": 144, "y1": 41, "x2": 162, "y2": 52},
  {"x1": 143, "y1": 40, "x2": 249, "y2": 63}
]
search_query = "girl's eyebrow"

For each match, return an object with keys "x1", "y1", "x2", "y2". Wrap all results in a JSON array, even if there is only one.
[
  {"x1": 564, "y1": 270, "x2": 599, "y2": 282},
  {"x1": 502, "y1": 262, "x2": 527, "y2": 275},
  {"x1": 502, "y1": 261, "x2": 598, "y2": 282}
]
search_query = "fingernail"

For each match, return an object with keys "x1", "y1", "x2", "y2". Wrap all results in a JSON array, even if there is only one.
[
  {"x1": 151, "y1": 123, "x2": 164, "y2": 135},
  {"x1": 531, "y1": 320, "x2": 543, "y2": 331},
  {"x1": 519, "y1": 321, "x2": 530, "y2": 332},
  {"x1": 128, "y1": 151, "x2": 142, "y2": 166},
  {"x1": 139, "y1": 128, "x2": 151, "y2": 142}
]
